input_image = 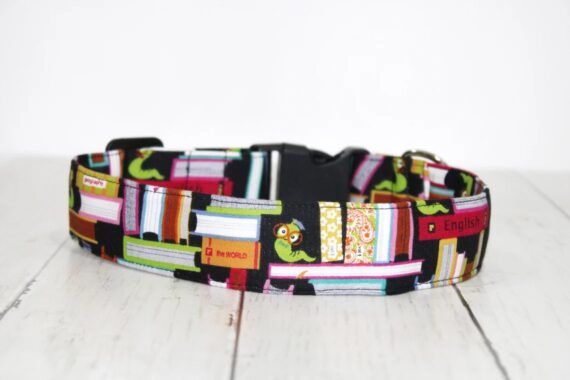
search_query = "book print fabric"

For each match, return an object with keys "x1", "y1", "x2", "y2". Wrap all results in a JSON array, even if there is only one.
[{"x1": 68, "y1": 148, "x2": 491, "y2": 295}]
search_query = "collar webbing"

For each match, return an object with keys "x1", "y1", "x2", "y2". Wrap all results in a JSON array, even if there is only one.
[{"x1": 68, "y1": 139, "x2": 490, "y2": 295}]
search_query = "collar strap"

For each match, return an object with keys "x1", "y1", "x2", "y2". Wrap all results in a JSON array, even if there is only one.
[{"x1": 68, "y1": 137, "x2": 491, "y2": 295}]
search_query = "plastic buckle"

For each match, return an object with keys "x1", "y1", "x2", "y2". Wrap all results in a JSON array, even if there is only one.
[
  {"x1": 251, "y1": 143, "x2": 369, "y2": 202},
  {"x1": 105, "y1": 137, "x2": 164, "y2": 151}
]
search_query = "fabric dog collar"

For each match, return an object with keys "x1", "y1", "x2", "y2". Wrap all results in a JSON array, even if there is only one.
[{"x1": 68, "y1": 138, "x2": 491, "y2": 296}]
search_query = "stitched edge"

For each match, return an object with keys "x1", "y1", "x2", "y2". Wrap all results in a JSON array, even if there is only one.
[
  {"x1": 70, "y1": 231, "x2": 482, "y2": 294},
  {"x1": 74, "y1": 165, "x2": 490, "y2": 210},
  {"x1": 70, "y1": 150, "x2": 489, "y2": 294},
  {"x1": 74, "y1": 149, "x2": 486, "y2": 190}
]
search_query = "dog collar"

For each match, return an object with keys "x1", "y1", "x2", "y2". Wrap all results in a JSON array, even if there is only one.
[{"x1": 68, "y1": 138, "x2": 491, "y2": 295}]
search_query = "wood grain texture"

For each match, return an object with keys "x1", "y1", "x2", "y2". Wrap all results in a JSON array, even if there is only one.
[
  {"x1": 234, "y1": 288, "x2": 504, "y2": 380},
  {"x1": 455, "y1": 170, "x2": 570, "y2": 379},
  {"x1": 0, "y1": 156, "x2": 69, "y2": 312},
  {"x1": 520, "y1": 171, "x2": 570, "y2": 216},
  {"x1": 0, "y1": 239, "x2": 241, "y2": 380},
  {"x1": 2, "y1": 157, "x2": 568, "y2": 380}
]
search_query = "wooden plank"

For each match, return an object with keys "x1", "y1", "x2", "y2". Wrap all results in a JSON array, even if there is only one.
[
  {"x1": 234, "y1": 285, "x2": 503, "y2": 379},
  {"x1": 520, "y1": 171, "x2": 570, "y2": 216},
  {"x1": 0, "y1": 156, "x2": 69, "y2": 312},
  {"x1": 3, "y1": 157, "x2": 566, "y2": 379},
  {"x1": 0, "y1": 239, "x2": 240, "y2": 379},
  {"x1": 455, "y1": 171, "x2": 570, "y2": 378}
]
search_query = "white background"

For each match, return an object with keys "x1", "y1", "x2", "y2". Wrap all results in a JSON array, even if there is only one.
[{"x1": 0, "y1": 0, "x2": 568, "y2": 170}]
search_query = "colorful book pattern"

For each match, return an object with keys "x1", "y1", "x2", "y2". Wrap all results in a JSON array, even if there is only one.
[{"x1": 69, "y1": 149, "x2": 491, "y2": 295}]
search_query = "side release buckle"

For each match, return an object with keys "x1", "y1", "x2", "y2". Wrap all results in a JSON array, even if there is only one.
[{"x1": 251, "y1": 143, "x2": 369, "y2": 202}]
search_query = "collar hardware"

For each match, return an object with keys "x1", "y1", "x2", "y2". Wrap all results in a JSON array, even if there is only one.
[
  {"x1": 402, "y1": 149, "x2": 447, "y2": 165},
  {"x1": 68, "y1": 139, "x2": 491, "y2": 296},
  {"x1": 251, "y1": 143, "x2": 369, "y2": 203}
]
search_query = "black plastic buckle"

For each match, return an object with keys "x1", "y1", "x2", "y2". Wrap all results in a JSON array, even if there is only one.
[
  {"x1": 251, "y1": 143, "x2": 369, "y2": 202},
  {"x1": 106, "y1": 137, "x2": 164, "y2": 151}
]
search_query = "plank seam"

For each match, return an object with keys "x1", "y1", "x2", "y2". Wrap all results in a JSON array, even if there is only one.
[
  {"x1": 516, "y1": 171, "x2": 570, "y2": 220},
  {"x1": 229, "y1": 290, "x2": 245, "y2": 380},
  {"x1": 0, "y1": 237, "x2": 68, "y2": 322},
  {"x1": 453, "y1": 285, "x2": 511, "y2": 380}
]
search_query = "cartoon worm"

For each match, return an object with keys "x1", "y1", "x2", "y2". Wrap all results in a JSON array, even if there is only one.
[
  {"x1": 460, "y1": 172, "x2": 474, "y2": 196},
  {"x1": 128, "y1": 150, "x2": 165, "y2": 180},
  {"x1": 375, "y1": 158, "x2": 407, "y2": 193},
  {"x1": 273, "y1": 219, "x2": 316, "y2": 263},
  {"x1": 416, "y1": 200, "x2": 450, "y2": 215}
]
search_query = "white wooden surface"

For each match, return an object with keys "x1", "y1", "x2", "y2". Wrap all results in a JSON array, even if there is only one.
[
  {"x1": 0, "y1": 156, "x2": 68, "y2": 312},
  {"x1": 0, "y1": 157, "x2": 568, "y2": 380},
  {"x1": 523, "y1": 171, "x2": 570, "y2": 218},
  {"x1": 453, "y1": 171, "x2": 570, "y2": 379}
]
